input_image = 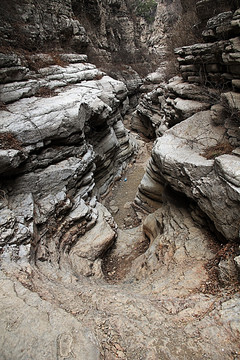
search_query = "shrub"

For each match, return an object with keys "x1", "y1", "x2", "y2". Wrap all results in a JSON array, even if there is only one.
[
  {"x1": 0, "y1": 132, "x2": 22, "y2": 151},
  {"x1": 201, "y1": 142, "x2": 234, "y2": 159},
  {"x1": 27, "y1": 53, "x2": 68, "y2": 72},
  {"x1": 134, "y1": 0, "x2": 157, "y2": 23},
  {"x1": 35, "y1": 87, "x2": 54, "y2": 98}
]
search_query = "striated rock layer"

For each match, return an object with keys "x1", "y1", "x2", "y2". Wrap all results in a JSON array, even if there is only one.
[
  {"x1": 0, "y1": 3, "x2": 239, "y2": 360},
  {"x1": 0, "y1": 52, "x2": 137, "y2": 275},
  {"x1": 1, "y1": 202, "x2": 240, "y2": 360},
  {"x1": 136, "y1": 8, "x2": 240, "y2": 242}
]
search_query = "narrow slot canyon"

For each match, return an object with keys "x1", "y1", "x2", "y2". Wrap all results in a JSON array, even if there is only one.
[{"x1": 0, "y1": 0, "x2": 240, "y2": 359}]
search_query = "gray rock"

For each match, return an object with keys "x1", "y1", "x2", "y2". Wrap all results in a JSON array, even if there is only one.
[
  {"x1": 110, "y1": 205, "x2": 119, "y2": 214},
  {"x1": 215, "y1": 154, "x2": 240, "y2": 187},
  {"x1": 0, "y1": 149, "x2": 26, "y2": 174},
  {"x1": 0, "y1": 272, "x2": 100, "y2": 360},
  {"x1": 210, "y1": 104, "x2": 226, "y2": 125},
  {"x1": 166, "y1": 78, "x2": 217, "y2": 102},
  {"x1": 59, "y1": 53, "x2": 88, "y2": 63},
  {"x1": 69, "y1": 204, "x2": 115, "y2": 268},
  {"x1": 0, "y1": 66, "x2": 29, "y2": 84},
  {"x1": 174, "y1": 98, "x2": 210, "y2": 120},
  {"x1": 220, "y1": 295, "x2": 240, "y2": 333},
  {"x1": 138, "y1": 110, "x2": 240, "y2": 240},
  {"x1": 0, "y1": 53, "x2": 21, "y2": 67},
  {"x1": 218, "y1": 258, "x2": 239, "y2": 284},
  {"x1": 221, "y1": 91, "x2": 240, "y2": 112}
]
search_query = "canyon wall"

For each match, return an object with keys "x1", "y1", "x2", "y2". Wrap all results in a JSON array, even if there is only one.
[
  {"x1": 0, "y1": 51, "x2": 139, "y2": 276},
  {"x1": 0, "y1": 1, "x2": 240, "y2": 359},
  {"x1": 0, "y1": 0, "x2": 181, "y2": 73},
  {"x1": 136, "y1": 6, "x2": 240, "y2": 243}
]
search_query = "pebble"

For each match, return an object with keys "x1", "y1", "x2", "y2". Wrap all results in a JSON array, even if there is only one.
[
  {"x1": 124, "y1": 202, "x2": 132, "y2": 209},
  {"x1": 114, "y1": 344, "x2": 123, "y2": 351},
  {"x1": 117, "y1": 350, "x2": 125, "y2": 358},
  {"x1": 110, "y1": 206, "x2": 119, "y2": 214}
]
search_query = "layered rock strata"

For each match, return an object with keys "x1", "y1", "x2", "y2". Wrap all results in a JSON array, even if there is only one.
[
  {"x1": 176, "y1": 9, "x2": 240, "y2": 86},
  {"x1": 0, "y1": 0, "x2": 178, "y2": 72},
  {"x1": 136, "y1": 9, "x2": 240, "y2": 242},
  {"x1": 1, "y1": 202, "x2": 240, "y2": 360},
  {"x1": 0, "y1": 52, "x2": 137, "y2": 274},
  {"x1": 0, "y1": 0, "x2": 88, "y2": 51},
  {"x1": 196, "y1": 0, "x2": 239, "y2": 28},
  {"x1": 133, "y1": 7, "x2": 240, "y2": 137},
  {"x1": 0, "y1": 3, "x2": 239, "y2": 359}
]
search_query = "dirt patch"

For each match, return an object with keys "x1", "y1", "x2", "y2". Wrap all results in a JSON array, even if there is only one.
[
  {"x1": 102, "y1": 139, "x2": 152, "y2": 230},
  {"x1": 102, "y1": 227, "x2": 150, "y2": 283},
  {"x1": 101, "y1": 137, "x2": 153, "y2": 282}
]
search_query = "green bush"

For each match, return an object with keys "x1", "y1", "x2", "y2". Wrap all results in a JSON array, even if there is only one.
[{"x1": 134, "y1": 0, "x2": 157, "y2": 23}]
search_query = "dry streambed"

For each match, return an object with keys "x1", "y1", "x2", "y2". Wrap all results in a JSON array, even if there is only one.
[
  {"x1": 102, "y1": 138, "x2": 152, "y2": 230},
  {"x1": 101, "y1": 138, "x2": 153, "y2": 282}
]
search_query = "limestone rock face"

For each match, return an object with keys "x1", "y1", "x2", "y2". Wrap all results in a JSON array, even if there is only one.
[
  {"x1": 176, "y1": 9, "x2": 240, "y2": 86},
  {"x1": 0, "y1": 0, "x2": 89, "y2": 51},
  {"x1": 196, "y1": 0, "x2": 237, "y2": 27},
  {"x1": 135, "y1": 6, "x2": 240, "y2": 243},
  {"x1": 0, "y1": 3, "x2": 239, "y2": 359},
  {"x1": 131, "y1": 77, "x2": 216, "y2": 138},
  {"x1": 0, "y1": 0, "x2": 180, "y2": 76},
  {"x1": 0, "y1": 53, "x2": 136, "y2": 270},
  {"x1": 137, "y1": 109, "x2": 240, "y2": 241}
]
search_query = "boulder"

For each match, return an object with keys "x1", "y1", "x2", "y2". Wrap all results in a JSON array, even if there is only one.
[
  {"x1": 174, "y1": 98, "x2": 210, "y2": 120},
  {"x1": 69, "y1": 204, "x2": 116, "y2": 275},
  {"x1": 0, "y1": 149, "x2": 26, "y2": 174}
]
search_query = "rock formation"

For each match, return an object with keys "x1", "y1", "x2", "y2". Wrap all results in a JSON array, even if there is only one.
[
  {"x1": 0, "y1": 1, "x2": 240, "y2": 359},
  {"x1": 0, "y1": 51, "x2": 138, "y2": 277},
  {"x1": 0, "y1": 0, "x2": 181, "y2": 74},
  {"x1": 136, "y1": 7, "x2": 240, "y2": 242}
]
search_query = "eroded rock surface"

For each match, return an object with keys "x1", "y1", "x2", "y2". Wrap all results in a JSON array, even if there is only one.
[
  {"x1": 136, "y1": 7, "x2": 240, "y2": 242},
  {"x1": 1, "y1": 201, "x2": 240, "y2": 360},
  {"x1": 0, "y1": 3, "x2": 240, "y2": 360},
  {"x1": 0, "y1": 53, "x2": 137, "y2": 275}
]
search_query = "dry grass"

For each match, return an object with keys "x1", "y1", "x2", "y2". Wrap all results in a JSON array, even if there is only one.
[
  {"x1": 201, "y1": 142, "x2": 234, "y2": 159},
  {"x1": 0, "y1": 132, "x2": 23, "y2": 151},
  {"x1": 35, "y1": 86, "x2": 55, "y2": 98},
  {"x1": 27, "y1": 53, "x2": 68, "y2": 72},
  {"x1": 93, "y1": 73, "x2": 104, "y2": 81}
]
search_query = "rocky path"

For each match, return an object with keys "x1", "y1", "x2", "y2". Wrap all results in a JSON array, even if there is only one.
[{"x1": 2, "y1": 224, "x2": 240, "y2": 360}]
